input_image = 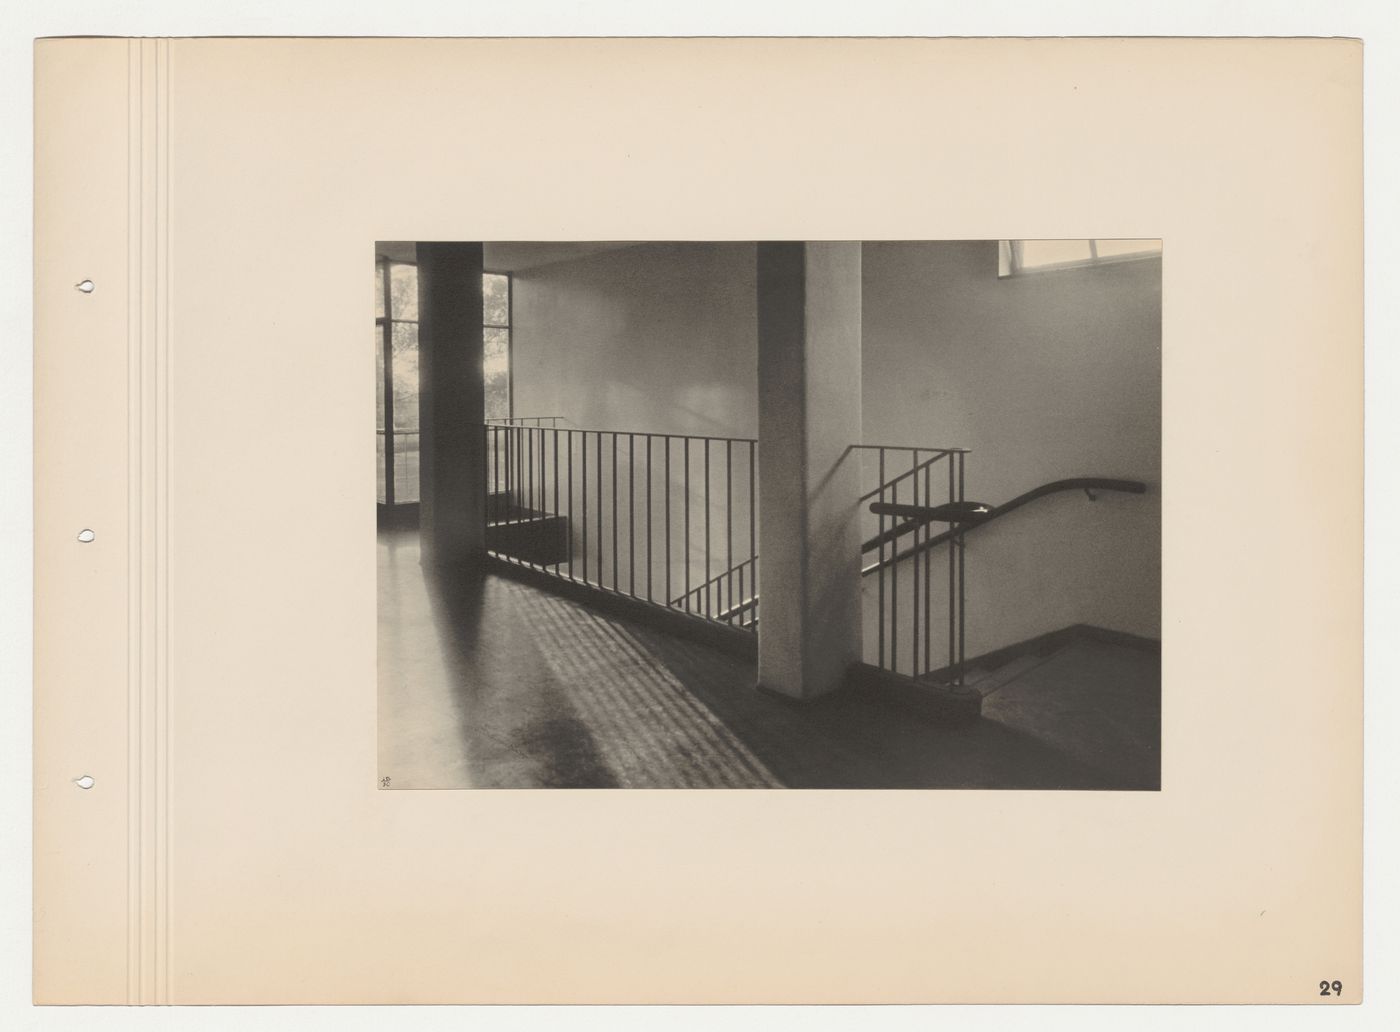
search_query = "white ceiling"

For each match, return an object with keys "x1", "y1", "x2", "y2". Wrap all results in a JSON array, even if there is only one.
[{"x1": 375, "y1": 241, "x2": 640, "y2": 272}]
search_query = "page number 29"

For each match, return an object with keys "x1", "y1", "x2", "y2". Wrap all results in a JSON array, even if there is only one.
[{"x1": 1319, "y1": 980, "x2": 1343, "y2": 997}]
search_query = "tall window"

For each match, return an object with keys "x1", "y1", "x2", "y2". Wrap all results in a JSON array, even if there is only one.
[
  {"x1": 998, "y1": 239, "x2": 1161, "y2": 277},
  {"x1": 483, "y1": 273, "x2": 511, "y2": 421},
  {"x1": 375, "y1": 259, "x2": 511, "y2": 506}
]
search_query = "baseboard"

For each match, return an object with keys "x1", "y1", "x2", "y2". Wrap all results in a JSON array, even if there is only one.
[{"x1": 922, "y1": 622, "x2": 1161, "y2": 682}]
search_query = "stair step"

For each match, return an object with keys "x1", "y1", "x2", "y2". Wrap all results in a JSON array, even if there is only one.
[
  {"x1": 486, "y1": 512, "x2": 570, "y2": 566},
  {"x1": 965, "y1": 651, "x2": 1060, "y2": 697}
]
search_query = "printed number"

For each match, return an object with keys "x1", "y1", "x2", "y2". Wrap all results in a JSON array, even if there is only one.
[
  {"x1": 1319, "y1": 980, "x2": 1342, "y2": 997},
  {"x1": 380, "y1": 776, "x2": 391, "y2": 789}
]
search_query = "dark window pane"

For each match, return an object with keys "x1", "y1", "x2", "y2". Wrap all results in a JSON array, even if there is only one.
[
  {"x1": 389, "y1": 262, "x2": 418, "y2": 320},
  {"x1": 484, "y1": 273, "x2": 509, "y2": 326},
  {"x1": 391, "y1": 322, "x2": 419, "y2": 430}
]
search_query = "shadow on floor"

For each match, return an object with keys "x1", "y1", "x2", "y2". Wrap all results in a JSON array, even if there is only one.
[{"x1": 378, "y1": 530, "x2": 1160, "y2": 790}]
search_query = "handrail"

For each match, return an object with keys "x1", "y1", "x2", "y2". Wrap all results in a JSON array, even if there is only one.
[
  {"x1": 663, "y1": 449, "x2": 974, "y2": 607},
  {"x1": 858, "y1": 450, "x2": 955, "y2": 504},
  {"x1": 861, "y1": 476, "x2": 1147, "y2": 575},
  {"x1": 850, "y1": 443, "x2": 970, "y2": 455},
  {"x1": 489, "y1": 421, "x2": 756, "y2": 444},
  {"x1": 671, "y1": 555, "x2": 755, "y2": 607},
  {"x1": 486, "y1": 415, "x2": 567, "y2": 426},
  {"x1": 718, "y1": 596, "x2": 759, "y2": 621},
  {"x1": 666, "y1": 476, "x2": 1145, "y2": 603}
]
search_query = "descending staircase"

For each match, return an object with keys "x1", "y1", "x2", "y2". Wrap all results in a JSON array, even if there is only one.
[
  {"x1": 920, "y1": 646, "x2": 1055, "y2": 697},
  {"x1": 486, "y1": 489, "x2": 570, "y2": 567}
]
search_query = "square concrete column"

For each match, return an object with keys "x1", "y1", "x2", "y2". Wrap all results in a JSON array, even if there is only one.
[
  {"x1": 416, "y1": 242, "x2": 486, "y2": 569},
  {"x1": 756, "y1": 242, "x2": 864, "y2": 699}
]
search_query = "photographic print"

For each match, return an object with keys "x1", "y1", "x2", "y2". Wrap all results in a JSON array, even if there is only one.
[
  {"x1": 32, "y1": 34, "x2": 1360, "y2": 1004},
  {"x1": 375, "y1": 240, "x2": 1161, "y2": 790}
]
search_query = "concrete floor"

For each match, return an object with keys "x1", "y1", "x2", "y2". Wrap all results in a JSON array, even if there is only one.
[{"x1": 379, "y1": 529, "x2": 1160, "y2": 790}]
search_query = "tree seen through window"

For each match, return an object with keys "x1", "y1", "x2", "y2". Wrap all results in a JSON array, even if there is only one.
[{"x1": 375, "y1": 259, "x2": 511, "y2": 505}]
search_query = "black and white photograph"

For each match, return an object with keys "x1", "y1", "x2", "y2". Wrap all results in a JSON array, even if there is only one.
[{"x1": 376, "y1": 239, "x2": 1162, "y2": 790}]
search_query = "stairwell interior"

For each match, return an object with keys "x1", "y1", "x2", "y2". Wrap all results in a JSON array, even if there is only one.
[{"x1": 376, "y1": 240, "x2": 1162, "y2": 789}]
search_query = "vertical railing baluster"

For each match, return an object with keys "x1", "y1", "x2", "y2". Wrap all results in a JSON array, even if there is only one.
[
  {"x1": 911, "y1": 449, "x2": 920, "y2": 676},
  {"x1": 664, "y1": 436, "x2": 672, "y2": 606},
  {"x1": 958, "y1": 451, "x2": 966, "y2": 688},
  {"x1": 611, "y1": 433, "x2": 619, "y2": 592},
  {"x1": 596, "y1": 432, "x2": 603, "y2": 586},
  {"x1": 525, "y1": 427, "x2": 532, "y2": 549},
  {"x1": 581, "y1": 431, "x2": 589, "y2": 583},
  {"x1": 567, "y1": 429, "x2": 575, "y2": 579},
  {"x1": 628, "y1": 433, "x2": 636, "y2": 597},
  {"x1": 924, "y1": 460, "x2": 932, "y2": 675},
  {"x1": 683, "y1": 439, "x2": 691, "y2": 613},
  {"x1": 704, "y1": 438, "x2": 711, "y2": 620},
  {"x1": 877, "y1": 448, "x2": 886, "y2": 670},
  {"x1": 539, "y1": 426, "x2": 546, "y2": 548},
  {"x1": 552, "y1": 429, "x2": 559, "y2": 570},
  {"x1": 541, "y1": 427, "x2": 548, "y2": 566},
  {"x1": 749, "y1": 440, "x2": 756, "y2": 625},
  {"x1": 726, "y1": 440, "x2": 733, "y2": 623},
  {"x1": 890, "y1": 468, "x2": 899, "y2": 675},
  {"x1": 526, "y1": 425, "x2": 533, "y2": 522},
  {"x1": 646, "y1": 435, "x2": 653, "y2": 603},
  {"x1": 948, "y1": 453, "x2": 955, "y2": 681}
]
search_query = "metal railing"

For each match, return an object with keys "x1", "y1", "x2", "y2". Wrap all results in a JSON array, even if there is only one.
[
  {"x1": 858, "y1": 457, "x2": 1149, "y2": 687},
  {"x1": 671, "y1": 555, "x2": 759, "y2": 627},
  {"x1": 861, "y1": 476, "x2": 1146, "y2": 577},
  {"x1": 483, "y1": 423, "x2": 759, "y2": 631},
  {"x1": 855, "y1": 444, "x2": 972, "y2": 686},
  {"x1": 486, "y1": 415, "x2": 565, "y2": 428}
]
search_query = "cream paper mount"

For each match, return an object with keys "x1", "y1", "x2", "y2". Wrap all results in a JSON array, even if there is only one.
[{"x1": 33, "y1": 37, "x2": 1361, "y2": 1004}]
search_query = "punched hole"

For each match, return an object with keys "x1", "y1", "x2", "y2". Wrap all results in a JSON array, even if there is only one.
[
  {"x1": 74, "y1": 775, "x2": 94, "y2": 790},
  {"x1": 77, "y1": 529, "x2": 95, "y2": 543},
  {"x1": 76, "y1": 280, "x2": 95, "y2": 294}
]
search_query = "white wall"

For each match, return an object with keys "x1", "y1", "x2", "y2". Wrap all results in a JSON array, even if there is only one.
[
  {"x1": 512, "y1": 242, "x2": 757, "y2": 437},
  {"x1": 510, "y1": 243, "x2": 758, "y2": 607},
  {"x1": 508, "y1": 240, "x2": 1161, "y2": 652},
  {"x1": 860, "y1": 241, "x2": 1161, "y2": 659}
]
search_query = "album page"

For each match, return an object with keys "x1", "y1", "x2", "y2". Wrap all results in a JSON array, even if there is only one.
[{"x1": 33, "y1": 36, "x2": 1361, "y2": 1003}]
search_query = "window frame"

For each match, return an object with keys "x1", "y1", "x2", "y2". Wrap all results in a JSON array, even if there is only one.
[
  {"x1": 998, "y1": 239, "x2": 1162, "y2": 278},
  {"x1": 375, "y1": 259, "x2": 512, "y2": 507},
  {"x1": 482, "y1": 270, "x2": 513, "y2": 422}
]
